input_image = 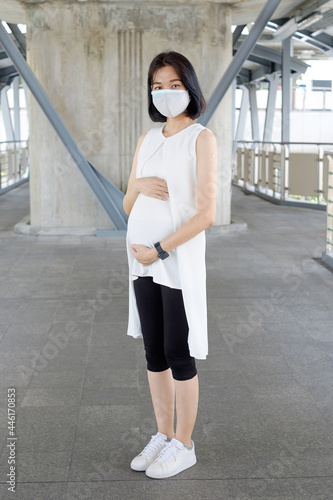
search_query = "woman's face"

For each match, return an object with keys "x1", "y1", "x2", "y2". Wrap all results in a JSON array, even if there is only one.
[{"x1": 152, "y1": 65, "x2": 186, "y2": 91}]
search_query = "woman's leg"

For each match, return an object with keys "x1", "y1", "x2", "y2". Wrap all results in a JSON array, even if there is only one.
[
  {"x1": 133, "y1": 277, "x2": 174, "y2": 438},
  {"x1": 147, "y1": 369, "x2": 175, "y2": 438},
  {"x1": 174, "y1": 375, "x2": 199, "y2": 446},
  {"x1": 161, "y1": 285, "x2": 198, "y2": 447}
]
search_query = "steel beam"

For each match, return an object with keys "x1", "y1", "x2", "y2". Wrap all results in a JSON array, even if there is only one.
[
  {"x1": 251, "y1": 66, "x2": 274, "y2": 83},
  {"x1": 233, "y1": 41, "x2": 309, "y2": 75},
  {"x1": 7, "y1": 24, "x2": 26, "y2": 56},
  {"x1": 246, "y1": 53, "x2": 272, "y2": 72},
  {"x1": 0, "y1": 86, "x2": 14, "y2": 142},
  {"x1": 0, "y1": 65, "x2": 19, "y2": 86},
  {"x1": 232, "y1": 79, "x2": 236, "y2": 141},
  {"x1": 282, "y1": 37, "x2": 293, "y2": 143},
  {"x1": 13, "y1": 76, "x2": 20, "y2": 141},
  {"x1": 233, "y1": 25, "x2": 246, "y2": 47},
  {"x1": 263, "y1": 73, "x2": 279, "y2": 143},
  {"x1": 297, "y1": 29, "x2": 333, "y2": 53},
  {"x1": 0, "y1": 21, "x2": 127, "y2": 230},
  {"x1": 199, "y1": 0, "x2": 283, "y2": 126},
  {"x1": 21, "y1": 78, "x2": 28, "y2": 112},
  {"x1": 235, "y1": 85, "x2": 249, "y2": 142},
  {"x1": 238, "y1": 67, "x2": 251, "y2": 83},
  {"x1": 249, "y1": 84, "x2": 260, "y2": 142}
]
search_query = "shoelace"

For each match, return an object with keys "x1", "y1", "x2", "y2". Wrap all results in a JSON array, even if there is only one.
[
  {"x1": 141, "y1": 435, "x2": 165, "y2": 457},
  {"x1": 155, "y1": 440, "x2": 183, "y2": 463}
]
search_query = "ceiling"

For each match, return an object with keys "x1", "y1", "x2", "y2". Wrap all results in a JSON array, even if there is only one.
[
  {"x1": 0, "y1": 0, "x2": 333, "y2": 89},
  {"x1": 231, "y1": 0, "x2": 321, "y2": 24},
  {"x1": 0, "y1": 0, "x2": 332, "y2": 25},
  {"x1": 0, "y1": 0, "x2": 333, "y2": 25},
  {"x1": 237, "y1": 0, "x2": 333, "y2": 62}
]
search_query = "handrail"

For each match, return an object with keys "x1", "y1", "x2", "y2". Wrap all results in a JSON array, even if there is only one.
[
  {"x1": 0, "y1": 140, "x2": 29, "y2": 193},
  {"x1": 0, "y1": 140, "x2": 28, "y2": 144},
  {"x1": 235, "y1": 141, "x2": 333, "y2": 146},
  {"x1": 233, "y1": 141, "x2": 331, "y2": 208},
  {"x1": 326, "y1": 154, "x2": 333, "y2": 254}
]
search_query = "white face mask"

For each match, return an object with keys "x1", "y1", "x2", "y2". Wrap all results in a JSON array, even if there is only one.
[{"x1": 151, "y1": 89, "x2": 190, "y2": 118}]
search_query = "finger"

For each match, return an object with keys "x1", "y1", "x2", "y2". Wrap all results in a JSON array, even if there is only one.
[
  {"x1": 156, "y1": 182, "x2": 168, "y2": 190},
  {"x1": 151, "y1": 194, "x2": 169, "y2": 201},
  {"x1": 155, "y1": 186, "x2": 169, "y2": 195},
  {"x1": 152, "y1": 177, "x2": 168, "y2": 188}
]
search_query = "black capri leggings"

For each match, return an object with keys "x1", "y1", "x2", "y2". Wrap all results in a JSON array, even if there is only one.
[{"x1": 133, "y1": 277, "x2": 197, "y2": 381}]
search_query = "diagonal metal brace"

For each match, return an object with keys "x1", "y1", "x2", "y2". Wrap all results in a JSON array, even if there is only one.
[{"x1": 0, "y1": 21, "x2": 128, "y2": 230}]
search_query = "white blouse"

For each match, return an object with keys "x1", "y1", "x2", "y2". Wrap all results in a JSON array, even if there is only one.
[
  {"x1": 126, "y1": 123, "x2": 212, "y2": 360},
  {"x1": 126, "y1": 140, "x2": 181, "y2": 289}
]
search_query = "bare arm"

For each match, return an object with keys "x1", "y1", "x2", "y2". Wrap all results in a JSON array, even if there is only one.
[
  {"x1": 123, "y1": 130, "x2": 169, "y2": 216},
  {"x1": 131, "y1": 129, "x2": 218, "y2": 265}
]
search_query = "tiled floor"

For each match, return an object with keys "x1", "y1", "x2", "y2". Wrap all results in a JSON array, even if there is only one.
[{"x1": 0, "y1": 182, "x2": 332, "y2": 499}]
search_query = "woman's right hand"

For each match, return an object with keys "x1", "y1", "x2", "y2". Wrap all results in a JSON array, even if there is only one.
[{"x1": 135, "y1": 177, "x2": 169, "y2": 201}]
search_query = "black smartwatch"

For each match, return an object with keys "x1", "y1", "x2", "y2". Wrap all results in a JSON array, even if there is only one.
[{"x1": 154, "y1": 242, "x2": 169, "y2": 260}]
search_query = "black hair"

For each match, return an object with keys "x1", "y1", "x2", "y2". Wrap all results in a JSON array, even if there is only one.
[{"x1": 147, "y1": 51, "x2": 206, "y2": 122}]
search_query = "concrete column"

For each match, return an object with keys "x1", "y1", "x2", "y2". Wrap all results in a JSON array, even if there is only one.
[
  {"x1": 199, "y1": 4, "x2": 233, "y2": 226},
  {"x1": 23, "y1": 0, "x2": 232, "y2": 230}
]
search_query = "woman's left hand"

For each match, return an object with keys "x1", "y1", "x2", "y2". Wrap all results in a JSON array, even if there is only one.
[{"x1": 131, "y1": 244, "x2": 159, "y2": 266}]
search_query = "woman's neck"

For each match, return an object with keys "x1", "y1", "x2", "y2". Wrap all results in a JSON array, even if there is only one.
[{"x1": 162, "y1": 114, "x2": 194, "y2": 137}]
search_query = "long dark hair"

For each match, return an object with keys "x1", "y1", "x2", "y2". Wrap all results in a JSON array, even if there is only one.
[{"x1": 147, "y1": 51, "x2": 206, "y2": 122}]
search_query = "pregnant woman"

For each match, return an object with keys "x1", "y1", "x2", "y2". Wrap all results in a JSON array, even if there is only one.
[{"x1": 123, "y1": 51, "x2": 217, "y2": 479}]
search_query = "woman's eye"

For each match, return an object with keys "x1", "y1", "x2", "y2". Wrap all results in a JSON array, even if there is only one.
[{"x1": 171, "y1": 84, "x2": 180, "y2": 88}]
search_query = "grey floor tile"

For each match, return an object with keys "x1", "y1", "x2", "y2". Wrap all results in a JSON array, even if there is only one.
[
  {"x1": 83, "y1": 367, "x2": 138, "y2": 389},
  {"x1": 27, "y1": 370, "x2": 84, "y2": 390},
  {"x1": 80, "y1": 387, "x2": 141, "y2": 406},
  {"x1": 145, "y1": 477, "x2": 333, "y2": 500},
  {"x1": 15, "y1": 405, "x2": 79, "y2": 452},
  {"x1": 21, "y1": 387, "x2": 82, "y2": 407},
  {"x1": 0, "y1": 449, "x2": 71, "y2": 483},
  {"x1": 0, "y1": 482, "x2": 68, "y2": 500},
  {"x1": 65, "y1": 481, "x2": 145, "y2": 500},
  {"x1": 86, "y1": 344, "x2": 135, "y2": 370}
]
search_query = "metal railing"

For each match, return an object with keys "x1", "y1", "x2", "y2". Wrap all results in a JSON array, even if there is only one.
[
  {"x1": 233, "y1": 141, "x2": 333, "y2": 208},
  {"x1": 325, "y1": 153, "x2": 333, "y2": 254},
  {"x1": 0, "y1": 140, "x2": 29, "y2": 193}
]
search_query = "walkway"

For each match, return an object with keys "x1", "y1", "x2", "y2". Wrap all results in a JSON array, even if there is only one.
[{"x1": 0, "y1": 182, "x2": 332, "y2": 499}]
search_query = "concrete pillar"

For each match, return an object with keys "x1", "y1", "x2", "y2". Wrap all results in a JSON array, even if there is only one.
[
  {"x1": 23, "y1": 0, "x2": 232, "y2": 230},
  {"x1": 199, "y1": 4, "x2": 233, "y2": 226}
]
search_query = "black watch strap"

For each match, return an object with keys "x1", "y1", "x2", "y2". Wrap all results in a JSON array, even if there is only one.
[{"x1": 154, "y1": 242, "x2": 169, "y2": 260}]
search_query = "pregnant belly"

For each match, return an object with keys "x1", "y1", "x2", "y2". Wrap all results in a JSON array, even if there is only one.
[{"x1": 127, "y1": 194, "x2": 174, "y2": 246}]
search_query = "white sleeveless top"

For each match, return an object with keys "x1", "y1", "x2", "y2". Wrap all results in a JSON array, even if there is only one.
[
  {"x1": 126, "y1": 139, "x2": 181, "y2": 289},
  {"x1": 126, "y1": 123, "x2": 211, "y2": 359}
]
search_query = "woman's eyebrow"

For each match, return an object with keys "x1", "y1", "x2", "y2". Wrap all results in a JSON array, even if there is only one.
[{"x1": 152, "y1": 79, "x2": 182, "y2": 85}]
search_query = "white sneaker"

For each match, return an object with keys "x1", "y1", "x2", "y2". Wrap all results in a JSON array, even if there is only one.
[
  {"x1": 130, "y1": 432, "x2": 169, "y2": 471},
  {"x1": 145, "y1": 438, "x2": 197, "y2": 479}
]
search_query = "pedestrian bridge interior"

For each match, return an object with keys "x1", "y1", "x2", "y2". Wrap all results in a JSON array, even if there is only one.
[{"x1": 0, "y1": 0, "x2": 333, "y2": 498}]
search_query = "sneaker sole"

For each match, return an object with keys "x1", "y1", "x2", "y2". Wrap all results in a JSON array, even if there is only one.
[
  {"x1": 130, "y1": 462, "x2": 148, "y2": 472},
  {"x1": 145, "y1": 455, "x2": 197, "y2": 479}
]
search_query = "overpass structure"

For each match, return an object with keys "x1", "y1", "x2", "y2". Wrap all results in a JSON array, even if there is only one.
[{"x1": 0, "y1": 0, "x2": 333, "y2": 236}]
